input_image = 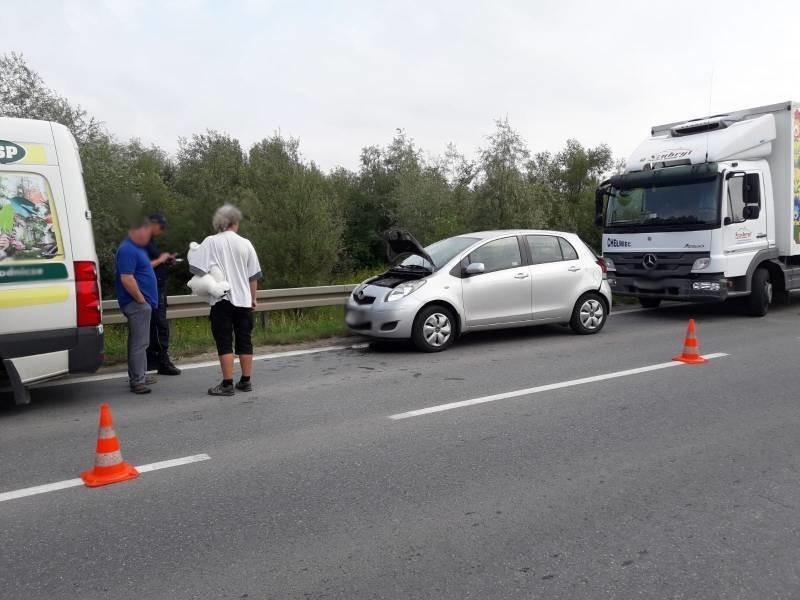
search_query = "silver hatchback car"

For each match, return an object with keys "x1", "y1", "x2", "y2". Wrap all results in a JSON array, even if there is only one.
[{"x1": 345, "y1": 229, "x2": 612, "y2": 352}]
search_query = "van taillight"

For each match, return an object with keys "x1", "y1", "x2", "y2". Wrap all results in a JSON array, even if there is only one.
[{"x1": 75, "y1": 261, "x2": 101, "y2": 327}]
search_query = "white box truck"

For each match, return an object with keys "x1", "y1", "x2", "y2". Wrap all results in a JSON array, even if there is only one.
[
  {"x1": 596, "y1": 101, "x2": 800, "y2": 315},
  {"x1": 0, "y1": 118, "x2": 104, "y2": 405}
]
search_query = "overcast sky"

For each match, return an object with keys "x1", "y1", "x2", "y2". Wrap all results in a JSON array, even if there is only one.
[{"x1": 8, "y1": 0, "x2": 800, "y2": 170}]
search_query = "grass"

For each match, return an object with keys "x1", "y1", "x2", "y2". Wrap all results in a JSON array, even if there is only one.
[{"x1": 103, "y1": 305, "x2": 349, "y2": 365}]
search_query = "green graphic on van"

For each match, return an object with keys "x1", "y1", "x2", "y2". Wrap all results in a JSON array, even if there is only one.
[
  {"x1": 0, "y1": 172, "x2": 63, "y2": 262},
  {"x1": 0, "y1": 262, "x2": 68, "y2": 283},
  {"x1": 0, "y1": 141, "x2": 26, "y2": 164}
]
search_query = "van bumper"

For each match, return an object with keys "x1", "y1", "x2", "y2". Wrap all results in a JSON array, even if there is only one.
[{"x1": 1, "y1": 326, "x2": 103, "y2": 405}]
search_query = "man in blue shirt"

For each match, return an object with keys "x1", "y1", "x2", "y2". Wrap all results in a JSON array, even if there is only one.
[{"x1": 115, "y1": 220, "x2": 158, "y2": 394}]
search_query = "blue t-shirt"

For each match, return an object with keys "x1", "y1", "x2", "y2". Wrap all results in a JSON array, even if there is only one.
[{"x1": 115, "y1": 237, "x2": 158, "y2": 309}]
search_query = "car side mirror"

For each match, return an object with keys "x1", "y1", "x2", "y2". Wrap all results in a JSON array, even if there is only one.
[
  {"x1": 464, "y1": 262, "x2": 485, "y2": 276},
  {"x1": 743, "y1": 205, "x2": 760, "y2": 220}
]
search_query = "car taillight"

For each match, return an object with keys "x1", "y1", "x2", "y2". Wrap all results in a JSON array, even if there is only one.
[
  {"x1": 595, "y1": 258, "x2": 608, "y2": 279},
  {"x1": 75, "y1": 261, "x2": 101, "y2": 327}
]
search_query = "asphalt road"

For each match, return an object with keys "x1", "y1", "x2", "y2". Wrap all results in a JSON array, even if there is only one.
[{"x1": 2, "y1": 300, "x2": 800, "y2": 599}]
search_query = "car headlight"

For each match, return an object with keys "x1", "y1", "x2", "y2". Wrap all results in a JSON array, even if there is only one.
[
  {"x1": 692, "y1": 258, "x2": 711, "y2": 270},
  {"x1": 385, "y1": 280, "x2": 426, "y2": 302}
]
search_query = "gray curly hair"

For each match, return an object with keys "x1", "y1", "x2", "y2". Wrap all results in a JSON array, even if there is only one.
[{"x1": 212, "y1": 204, "x2": 242, "y2": 233}]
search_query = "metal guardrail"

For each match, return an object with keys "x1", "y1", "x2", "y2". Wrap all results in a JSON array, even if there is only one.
[{"x1": 101, "y1": 284, "x2": 357, "y2": 325}]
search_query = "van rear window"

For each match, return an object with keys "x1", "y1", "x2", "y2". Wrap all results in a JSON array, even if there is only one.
[{"x1": 0, "y1": 172, "x2": 63, "y2": 262}]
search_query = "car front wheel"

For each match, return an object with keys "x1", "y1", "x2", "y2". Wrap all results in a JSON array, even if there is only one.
[
  {"x1": 570, "y1": 293, "x2": 608, "y2": 335},
  {"x1": 412, "y1": 305, "x2": 456, "y2": 352}
]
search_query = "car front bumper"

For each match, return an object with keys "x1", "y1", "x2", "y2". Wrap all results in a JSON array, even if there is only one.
[{"x1": 345, "y1": 290, "x2": 421, "y2": 339}]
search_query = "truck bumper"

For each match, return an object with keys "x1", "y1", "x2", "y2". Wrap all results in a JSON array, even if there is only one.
[{"x1": 608, "y1": 273, "x2": 729, "y2": 301}]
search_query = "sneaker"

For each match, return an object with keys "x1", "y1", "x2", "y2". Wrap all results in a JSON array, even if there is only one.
[
  {"x1": 208, "y1": 382, "x2": 235, "y2": 396},
  {"x1": 235, "y1": 379, "x2": 252, "y2": 392},
  {"x1": 130, "y1": 384, "x2": 152, "y2": 395},
  {"x1": 158, "y1": 363, "x2": 181, "y2": 376},
  {"x1": 129, "y1": 375, "x2": 157, "y2": 386}
]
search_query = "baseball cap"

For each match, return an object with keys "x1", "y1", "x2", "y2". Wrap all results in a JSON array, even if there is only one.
[{"x1": 148, "y1": 213, "x2": 168, "y2": 229}]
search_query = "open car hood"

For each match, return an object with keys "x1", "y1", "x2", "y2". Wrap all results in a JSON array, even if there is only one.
[{"x1": 384, "y1": 229, "x2": 435, "y2": 268}]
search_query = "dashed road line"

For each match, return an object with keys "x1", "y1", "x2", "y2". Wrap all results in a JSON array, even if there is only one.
[
  {"x1": 390, "y1": 353, "x2": 729, "y2": 420},
  {"x1": 0, "y1": 453, "x2": 211, "y2": 503}
]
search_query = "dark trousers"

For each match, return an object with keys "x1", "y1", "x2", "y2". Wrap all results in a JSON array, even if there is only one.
[{"x1": 146, "y1": 285, "x2": 171, "y2": 367}]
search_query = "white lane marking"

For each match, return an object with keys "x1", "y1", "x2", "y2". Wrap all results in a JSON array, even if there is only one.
[
  {"x1": 0, "y1": 453, "x2": 211, "y2": 503},
  {"x1": 34, "y1": 344, "x2": 369, "y2": 388},
  {"x1": 390, "y1": 353, "x2": 729, "y2": 420}
]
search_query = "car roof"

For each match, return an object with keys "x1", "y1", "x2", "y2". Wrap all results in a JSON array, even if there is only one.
[{"x1": 454, "y1": 229, "x2": 581, "y2": 240}]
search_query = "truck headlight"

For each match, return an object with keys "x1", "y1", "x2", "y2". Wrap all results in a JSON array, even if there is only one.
[
  {"x1": 692, "y1": 258, "x2": 711, "y2": 270},
  {"x1": 603, "y1": 257, "x2": 615, "y2": 271},
  {"x1": 385, "y1": 280, "x2": 426, "y2": 302},
  {"x1": 692, "y1": 281, "x2": 720, "y2": 291}
]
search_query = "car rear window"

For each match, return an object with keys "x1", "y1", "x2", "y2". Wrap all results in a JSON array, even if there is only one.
[{"x1": 0, "y1": 171, "x2": 63, "y2": 262}]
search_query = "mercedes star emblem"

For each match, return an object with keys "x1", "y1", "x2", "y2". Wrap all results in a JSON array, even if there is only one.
[{"x1": 642, "y1": 253, "x2": 658, "y2": 270}]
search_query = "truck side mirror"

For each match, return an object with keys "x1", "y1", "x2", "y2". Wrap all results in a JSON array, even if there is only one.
[
  {"x1": 594, "y1": 188, "x2": 606, "y2": 227},
  {"x1": 743, "y1": 173, "x2": 761, "y2": 206},
  {"x1": 742, "y1": 205, "x2": 760, "y2": 220}
]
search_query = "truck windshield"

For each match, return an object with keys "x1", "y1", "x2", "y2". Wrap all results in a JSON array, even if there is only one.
[{"x1": 606, "y1": 178, "x2": 720, "y2": 230}]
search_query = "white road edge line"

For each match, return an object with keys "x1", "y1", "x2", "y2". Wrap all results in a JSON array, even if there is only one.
[
  {"x1": 0, "y1": 453, "x2": 211, "y2": 503},
  {"x1": 390, "y1": 353, "x2": 729, "y2": 420},
  {"x1": 35, "y1": 344, "x2": 370, "y2": 388}
]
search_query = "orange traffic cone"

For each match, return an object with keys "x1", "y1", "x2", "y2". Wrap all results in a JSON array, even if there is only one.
[
  {"x1": 80, "y1": 403, "x2": 139, "y2": 487},
  {"x1": 672, "y1": 319, "x2": 708, "y2": 364}
]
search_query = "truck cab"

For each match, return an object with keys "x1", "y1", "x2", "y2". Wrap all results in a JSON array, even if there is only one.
[{"x1": 597, "y1": 102, "x2": 800, "y2": 315}]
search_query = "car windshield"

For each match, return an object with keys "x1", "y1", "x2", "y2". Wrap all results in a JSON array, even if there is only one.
[
  {"x1": 606, "y1": 178, "x2": 720, "y2": 229},
  {"x1": 399, "y1": 236, "x2": 479, "y2": 271}
]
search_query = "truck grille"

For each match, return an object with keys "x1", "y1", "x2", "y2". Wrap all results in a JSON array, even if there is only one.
[{"x1": 605, "y1": 252, "x2": 709, "y2": 278}]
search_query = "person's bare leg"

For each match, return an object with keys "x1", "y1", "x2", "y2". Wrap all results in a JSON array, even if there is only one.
[
  {"x1": 239, "y1": 354, "x2": 253, "y2": 378},
  {"x1": 219, "y1": 354, "x2": 234, "y2": 380}
]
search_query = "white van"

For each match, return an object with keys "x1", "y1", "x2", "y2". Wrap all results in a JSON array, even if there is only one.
[{"x1": 0, "y1": 118, "x2": 103, "y2": 405}]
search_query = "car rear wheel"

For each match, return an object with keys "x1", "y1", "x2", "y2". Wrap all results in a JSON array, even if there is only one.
[
  {"x1": 412, "y1": 305, "x2": 456, "y2": 352},
  {"x1": 570, "y1": 293, "x2": 607, "y2": 335}
]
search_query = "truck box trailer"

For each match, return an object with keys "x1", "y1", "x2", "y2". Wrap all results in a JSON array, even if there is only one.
[{"x1": 596, "y1": 101, "x2": 800, "y2": 315}]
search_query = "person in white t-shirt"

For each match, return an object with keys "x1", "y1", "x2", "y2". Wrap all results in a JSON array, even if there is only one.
[{"x1": 189, "y1": 204, "x2": 262, "y2": 396}]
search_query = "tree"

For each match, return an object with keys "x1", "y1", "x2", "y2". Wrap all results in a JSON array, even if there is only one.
[
  {"x1": 245, "y1": 135, "x2": 343, "y2": 287},
  {"x1": 0, "y1": 53, "x2": 102, "y2": 144}
]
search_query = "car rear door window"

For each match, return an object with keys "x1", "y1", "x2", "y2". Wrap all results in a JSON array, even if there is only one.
[
  {"x1": 558, "y1": 237, "x2": 579, "y2": 261},
  {"x1": 468, "y1": 237, "x2": 522, "y2": 274},
  {"x1": 526, "y1": 235, "x2": 564, "y2": 265}
]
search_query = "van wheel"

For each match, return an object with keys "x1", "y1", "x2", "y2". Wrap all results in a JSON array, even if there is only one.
[
  {"x1": 746, "y1": 268, "x2": 771, "y2": 317},
  {"x1": 412, "y1": 305, "x2": 456, "y2": 352},
  {"x1": 638, "y1": 297, "x2": 661, "y2": 309},
  {"x1": 570, "y1": 293, "x2": 607, "y2": 335}
]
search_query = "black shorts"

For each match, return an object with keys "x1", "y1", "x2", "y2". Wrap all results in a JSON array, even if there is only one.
[{"x1": 210, "y1": 300, "x2": 254, "y2": 355}]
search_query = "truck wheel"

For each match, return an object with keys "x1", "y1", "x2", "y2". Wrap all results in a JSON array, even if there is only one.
[
  {"x1": 570, "y1": 293, "x2": 608, "y2": 335},
  {"x1": 746, "y1": 267, "x2": 771, "y2": 317},
  {"x1": 412, "y1": 305, "x2": 457, "y2": 352},
  {"x1": 638, "y1": 298, "x2": 661, "y2": 309}
]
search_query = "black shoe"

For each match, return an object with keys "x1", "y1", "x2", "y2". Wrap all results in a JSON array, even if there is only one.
[
  {"x1": 158, "y1": 363, "x2": 181, "y2": 376},
  {"x1": 208, "y1": 383, "x2": 234, "y2": 396},
  {"x1": 235, "y1": 379, "x2": 252, "y2": 392},
  {"x1": 130, "y1": 384, "x2": 152, "y2": 395}
]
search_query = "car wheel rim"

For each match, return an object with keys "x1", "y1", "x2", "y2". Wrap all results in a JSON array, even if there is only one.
[
  {"x1": 423, "y1": 313, "x2": 452, "y2": 347},
  {"x1": 579, "y1": 299, "x2": 604, "y2": 330}
]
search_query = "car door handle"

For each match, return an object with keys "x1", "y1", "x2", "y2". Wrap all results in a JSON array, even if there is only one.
[
  {"x1": 567, "y1": 266, "x2": 581, "y2": 272},
  {"x1": 514, "y1": 272, "x2": 529, "y2": 279},
  {"x1": 756, "y1": 233, "x2": 767, "y2": 239}
]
